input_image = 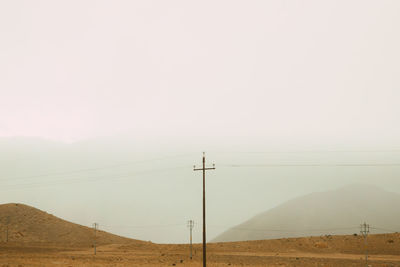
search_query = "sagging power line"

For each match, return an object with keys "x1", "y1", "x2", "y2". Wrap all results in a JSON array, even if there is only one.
[
  {"x1": 4, "y1": 149, "x2": 400, "y2": 182},
  {"x1": 97, "y1": 222, "x2": 393, "y2": 235},
  {"x1": 0, "y1": 153, "x2": 196, "y2": 182},
  {"x1": 0, "y1": 166, "x2": 188, "y2": 191},
  {"x1": 206, "y1": 224, "x2": 360, "y2": 233},
  {"x1": 222, "y1": 163, "x2": 400, "y2": 167}
]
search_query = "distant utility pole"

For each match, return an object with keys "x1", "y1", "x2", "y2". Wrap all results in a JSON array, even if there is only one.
[
  {"x1": 360, "y1": 222, "x2": 370, "y2": 267},
  {"x1": 93, "y1": 223, "x2": 98, "y2": 255},
  {"x1": 187, "y1": 220, "x2": 194, "y2": 259},
  {"x1": 194, "y1": 152, "x2": 215, "y2": 267},
  {"x1": 6, "y1": 216, "x2": 9, "y2": 242}
]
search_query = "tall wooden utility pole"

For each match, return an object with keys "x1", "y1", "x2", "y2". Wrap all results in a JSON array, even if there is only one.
[{"x1": 194, "y1": 152, "x2": 215, "y2": 267}]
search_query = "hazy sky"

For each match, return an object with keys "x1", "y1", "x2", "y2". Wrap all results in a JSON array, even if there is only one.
[
  {"x1": 1, "y1": 0, "x2": 399, "y2": 146},
  {"x1": 1, "y1": 1, "x2": 400, "y2": 244}
]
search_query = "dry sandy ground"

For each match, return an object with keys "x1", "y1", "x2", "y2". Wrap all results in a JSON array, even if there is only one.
[
  {"x1": 2, "y1": 204, "x2": 400, "y2": 266},
  {"x1": 2, "y1": 234, "x2": 400, "y2": 266}
]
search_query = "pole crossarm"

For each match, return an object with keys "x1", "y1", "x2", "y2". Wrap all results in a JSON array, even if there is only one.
[{"x1": 194, "y1": 167, "x2": 215, "y2": 171}]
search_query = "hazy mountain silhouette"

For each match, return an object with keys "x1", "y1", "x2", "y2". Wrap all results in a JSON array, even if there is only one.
[{"x1": 213, "y1": 184, "x2": 400, "y2": 242}]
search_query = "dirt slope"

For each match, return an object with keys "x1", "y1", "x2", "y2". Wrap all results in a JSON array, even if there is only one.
[{"x1": 0, "y1": 203, "x2": 145, "y2": 247}]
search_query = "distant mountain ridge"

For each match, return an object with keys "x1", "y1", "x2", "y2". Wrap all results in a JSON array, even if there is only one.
[
  {"x1": 0, "y1": 203, "x2": 145, "y2": 247},
  {"x1": 213, "y1": 184, "x2": 400, "y2": 242}
]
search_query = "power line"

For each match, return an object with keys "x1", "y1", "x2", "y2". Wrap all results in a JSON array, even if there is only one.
[
  {"x1": 370, "y1": 227, "x2": 399, "y2": 233},
  {"x1": 98, "y1": 223, "x2": 370, "y2": 233},
  {"x1": 210, "y1": 149, "x2": 400, "y2": 155},
  {"x1": 100, "y1": 223, "x2": 185, "y2": 229},
  {"x1": 3, "y1": 155, "x2": 400, "y2": 184},
  {"x1": 3, "y1": 149, "x2": 400, "y2": 165},
  {"x1": 95, "y1": 223, "x2": 400, "y2": 237},
  {"x1": 5, "y1": 150, "x2": 400, "y2": 182},
  {"x1": 3, "y1": 150, "x2": 400, "y2": 182},
  {"x1": 0, "y1": 153, "x2": 195, "y2": 182},
  {"x1": 206, "y1": 224, "x2": 359, "y2": 233},
  {"x1": 0, "y1": 165, "x2": 188, "y2": 191},
  {"x1": 221, "y1": 163, "x2": 400, "y2": 168}
]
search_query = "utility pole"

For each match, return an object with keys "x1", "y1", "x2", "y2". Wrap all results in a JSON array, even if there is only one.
[
  {"x1": 194, "y1": 152, "x2": 215, "y2": 267},
  {"x1": 6, "y1": 216, "x2": 9, "y2": 242},
  {"x1": 187, "y1": 220, "x2": 194, "y2": 259},
  {"x1": 360, "y1": 222, "x2": 370, "y2": 267},
  {"x1": 93, "y1": 223, "x2": 98, "y2": 255}
]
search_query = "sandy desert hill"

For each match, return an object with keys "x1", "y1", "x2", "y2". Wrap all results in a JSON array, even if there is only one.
[{"x1": 0, "y1": 203, "x2": 146, "y2": 247}]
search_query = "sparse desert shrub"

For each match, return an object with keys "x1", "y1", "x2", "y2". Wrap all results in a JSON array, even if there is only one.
[{"x1": 314, "y1": 242, "x2": 328, "y2": 249}]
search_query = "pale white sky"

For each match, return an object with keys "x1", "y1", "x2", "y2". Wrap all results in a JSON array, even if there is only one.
[{"x1": 0, "y1": 0, "x2": 399, "y2": 145}]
